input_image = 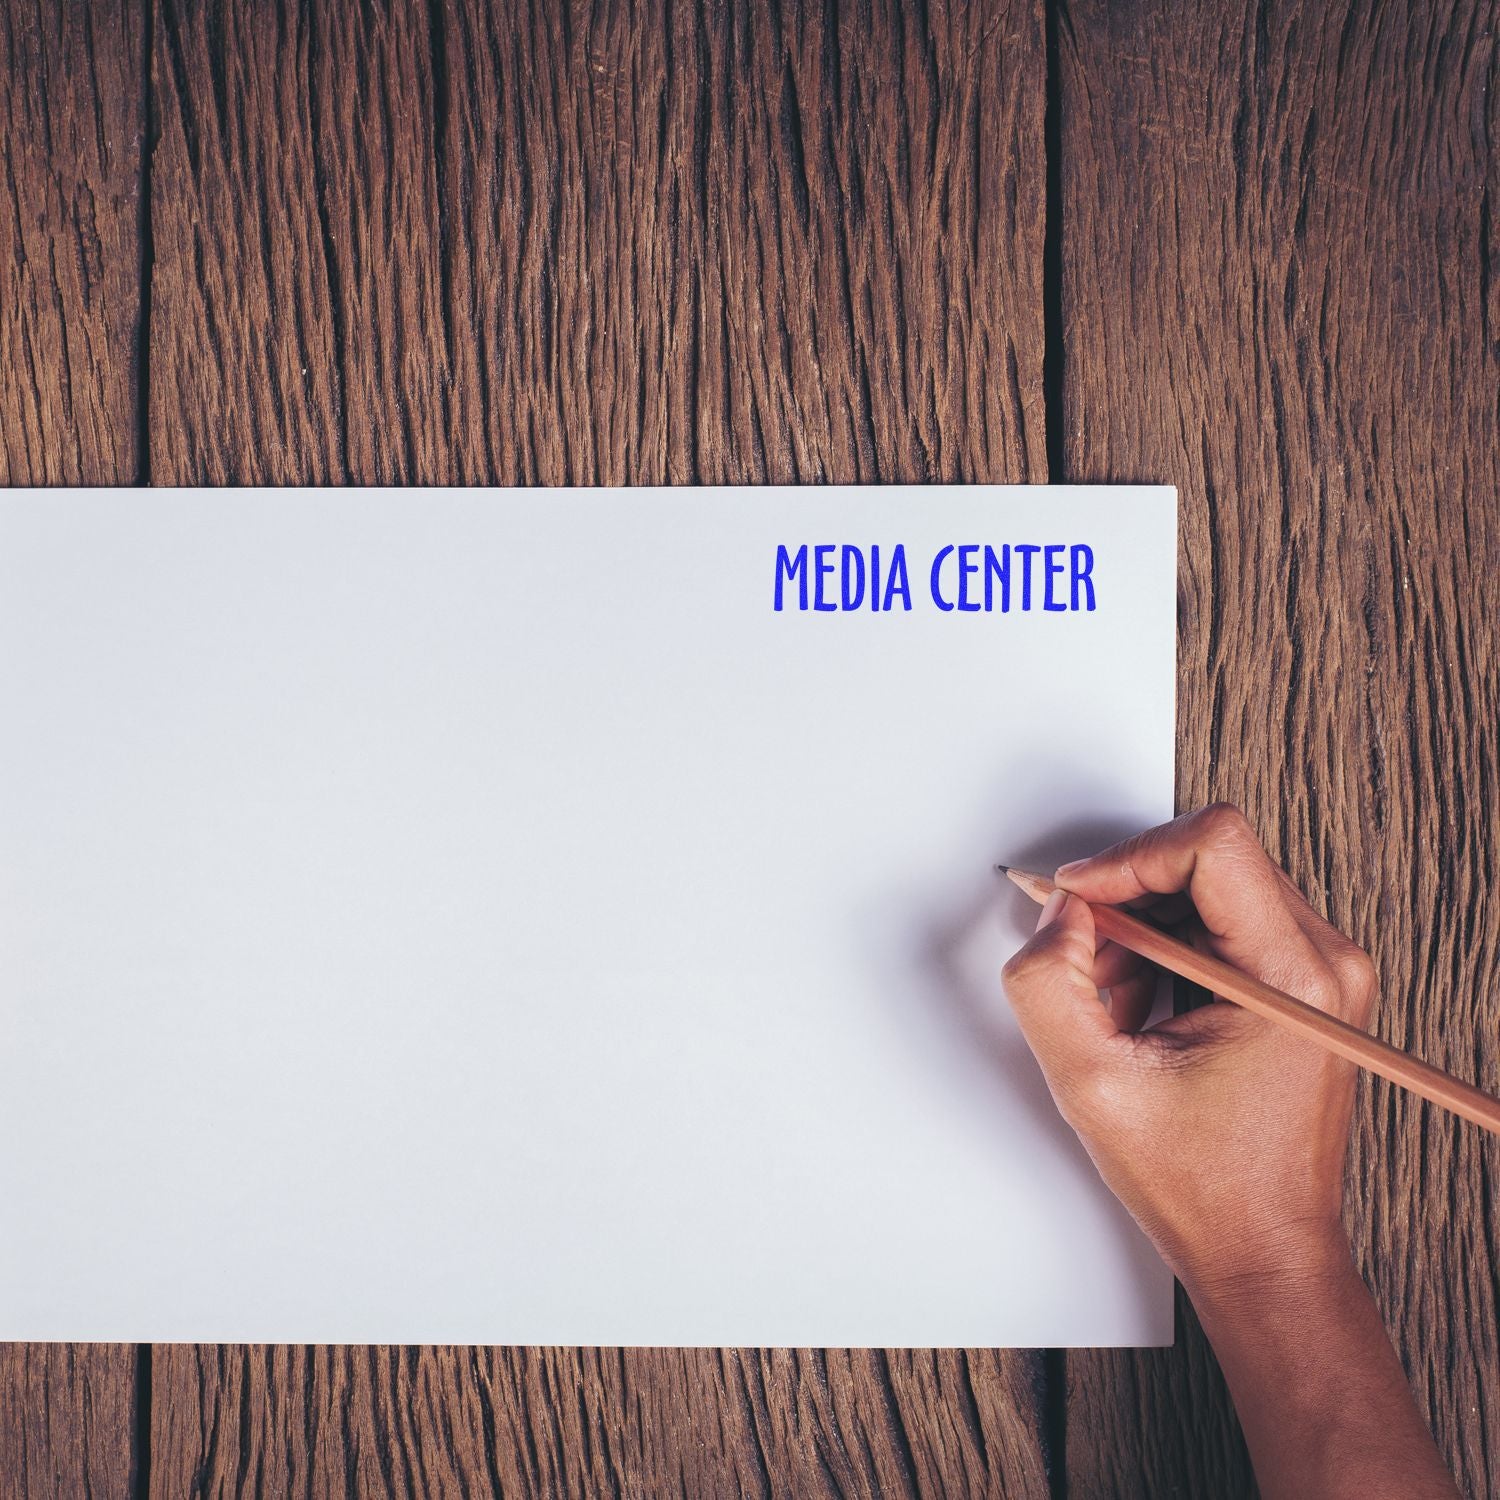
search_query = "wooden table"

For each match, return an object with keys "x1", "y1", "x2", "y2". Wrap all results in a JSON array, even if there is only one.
[{"x1": 3, "y1": 1, "x2": 1496, "y2": 1494}]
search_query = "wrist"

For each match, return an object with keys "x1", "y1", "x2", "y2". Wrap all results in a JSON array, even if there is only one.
[
  {"x1": 1174, "y1": 1219, "x2": 1356, "y2": 1318},
  {"x1": 1177, "y1": 1226, "x2": 1460, "y2": 1500}
]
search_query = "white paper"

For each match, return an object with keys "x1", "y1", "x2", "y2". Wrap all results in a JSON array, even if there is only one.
[{"x1": 0, "y1": 484, "x2": 1176, "y2": 1346}]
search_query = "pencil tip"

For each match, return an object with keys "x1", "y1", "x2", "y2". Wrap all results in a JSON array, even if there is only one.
[{"x1": 993, "y1": 862, "x2": 1010, "y2": 875}]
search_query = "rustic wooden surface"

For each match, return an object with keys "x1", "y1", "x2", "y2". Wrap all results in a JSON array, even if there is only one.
[
  {"x1": 0, "y1": 0, "x2": 142, "y2": 485},
  {"x1": 150, "y1": 0, "x2": 1047, "y2": 489},
  {"x1": 148, "y1": 1347, "x2": 1048, "y2": 1499},
  {"x1": 2, "y1": 0, "x2": 1496, "y2": 1494},
  {"x1": 1058, "y1": 1, "x2": 1500, "y2": 1496}
]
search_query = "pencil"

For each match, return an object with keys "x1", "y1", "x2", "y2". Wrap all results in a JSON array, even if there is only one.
[{"x1": 998, "y1": 865, "x2": 1500, "y2": 1138}]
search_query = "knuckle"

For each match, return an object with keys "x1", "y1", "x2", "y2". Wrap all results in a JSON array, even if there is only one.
[
  {"x1": 1331, "y1": 945, "x2": 1378, "y2": 1003},
  {"x1": 1300, "y1": 970, "x2": 1345, "y2": 1013},
  {"x1": 1198, "y1": 800, "x2": 1254, "y2": 847}
]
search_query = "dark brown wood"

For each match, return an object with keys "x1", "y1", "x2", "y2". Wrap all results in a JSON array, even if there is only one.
[
  {"x1": 0, "y1": 1346, "x2": 141, "y2": 1500},
  {"x1": 149, "y1": 1346, "x2": 1048, "y2": 1498},
  {"x1": 151, "y1": 0, "x2": 1048, "y2": 491},
  {"x1": 144, "y1": 1, "x2": 1052, "y2": 1494},
  {"x1": 1058, "y1": 1, "x2": 1500, "y2": 1496},
  {"x1": 1, "y1": 1, "x2": 144, "y2": 1493},
  {"x1": 1, "y1": 0, "x2": 142, "y2": 482}
]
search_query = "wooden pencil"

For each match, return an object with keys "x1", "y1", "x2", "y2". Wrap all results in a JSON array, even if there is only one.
[{"x1": 1000, "y1": 865, "x2": 1500, "y2": 1138}]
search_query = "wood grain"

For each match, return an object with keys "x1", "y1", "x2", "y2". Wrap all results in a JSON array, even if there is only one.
[
  {"x1": 151, "y1": 0, "x2": 1048, "y2": 490},
  {"x1": 145, "y1": 0, "x2": 1052, "y2": 1495},
  {"x1": 150, "y1": 1346, "x2": 1047, "y2": 1499},
  {"x1": 1, "y1": 1, "x2": 144, "y2": 1494},
  {"x1": 0, "y1": 1346, "x2": 141, "y2": 1500},
  {"x1": 1, "y1": 0, "x2": 143, "y2": 481},
  {"x1": 1058, "y1": 0, "x2": 1500, "y2": 1495}
]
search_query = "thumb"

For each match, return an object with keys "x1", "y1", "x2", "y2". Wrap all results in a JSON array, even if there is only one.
[{"x1": 1001, "y1": 892, "x2": 1117, "y2": 1080}]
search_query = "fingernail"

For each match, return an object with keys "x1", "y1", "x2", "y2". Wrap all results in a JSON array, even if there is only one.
[
  {"x1": 1036, "y1": 889, "x2": 1068, "y2": 930},
  {"x1": 1055, "y1": 859, "x2": 1085, "y2": 882}
]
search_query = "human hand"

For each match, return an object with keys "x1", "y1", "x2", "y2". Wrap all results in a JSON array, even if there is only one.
[{"x1": 1001, "y1": 803, "x2": 1375, "y2": 1298}]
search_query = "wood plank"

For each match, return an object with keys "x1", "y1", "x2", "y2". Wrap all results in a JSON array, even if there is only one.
[
  {"x1": 151, "y1": 0, "x2": 1047, "y2": 489},
  {"x1": 433, "y1": 0, "x2": 1048, "y2": 486},
  {"x1": 1058, "y1": 0, "x2": 1500, "y2": 1495},
  {"x1": 146, "y1": 1, "x2": 1053, "y2": 1494},
  {"x1": 1, "y1": 0, "x2": 142, "y2": 481},
  {"x1": 1, "y1": 0, "x2": 145, "y2": 1493},
  {"x1": 149, "y1": 0, "x2": 346, "y2": 484},
  {"x1": 0, "y1": 1346, "x2": 141, "y2": 1500},
  {"x1": 150, "y1": 1347, "x2": 1047, "y2": 1498}
]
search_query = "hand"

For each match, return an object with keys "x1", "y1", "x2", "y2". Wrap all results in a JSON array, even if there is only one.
[
  {"x1": 1001, "y1": 802, "x2": 1374, "y2": 1296},
  {"x1": 1001, "y1": 804, "x2": 1458, "y2": 1498}
]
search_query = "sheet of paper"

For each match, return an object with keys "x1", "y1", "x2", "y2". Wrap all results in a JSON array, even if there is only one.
[{"x1": 0, "y1": 484, "x2": 1176, "y2": 1346}]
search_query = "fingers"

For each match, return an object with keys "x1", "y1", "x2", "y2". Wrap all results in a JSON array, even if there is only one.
[
  {"x1": 1090, "y1": 940, "x2": 1157, "y2": 1031},
  {"x1": 1001, "y1": 892, "x2": 1118, "y2": 1083},
  {"x1": 1107, "y1": 971, "x2": 1158, "y2": 1033},
  {"x1": 1091, "y1": 939, "x2": 1144, "y2": 989},
  {"x1": 1052, "y1": 803, "x2": 1346, "y2": 1011},
  {"x1": 1267, "y1": 865, "x2": 1379, "y2": 1026},
  {"x1": 1054, "y1": 804, "x2": 1280, "y2": 938}
]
